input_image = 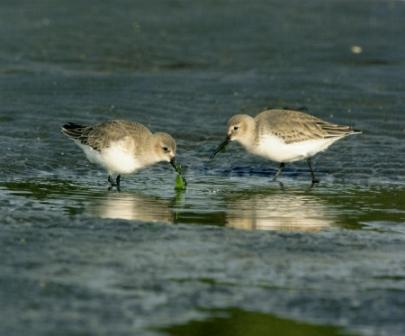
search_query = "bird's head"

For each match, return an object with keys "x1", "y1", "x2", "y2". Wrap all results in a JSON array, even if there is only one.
[{"x1": 210, "y1": 114, "x2": 255, "y2": 159}]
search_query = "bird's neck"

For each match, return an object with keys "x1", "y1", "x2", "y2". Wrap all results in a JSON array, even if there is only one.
[
  {"x1": 238, "y1": 121, "x2": 257, "y2": 150},
  {"x1": 139, "y1": 135, "x2": 160, "y2": 166}
]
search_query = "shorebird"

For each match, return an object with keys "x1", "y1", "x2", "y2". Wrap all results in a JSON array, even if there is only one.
[
  {"x1": 62, "y1": 120, "x2": 179, "y2": 190},
  {"x1": 211, "y1": 109, "x2": 361, "y2": 185}
]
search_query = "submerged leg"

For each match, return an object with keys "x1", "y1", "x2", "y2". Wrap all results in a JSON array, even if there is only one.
[
  {"x1": 108, "y1": 175, "x2": 121, "y2": 191},
  {"x1": 307, "y1": 158, "x2": 320, "y2": 186},
  {"x1": 116, "y1": 175, "x2": 121, "y2": 191},
  {"x1": 273, "y1": 162, "x2": 285, "y2": 181}
]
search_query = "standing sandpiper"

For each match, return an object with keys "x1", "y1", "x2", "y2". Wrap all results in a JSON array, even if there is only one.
[
  {"x1": 62, "y1": 120, "x2": 180, "y2": 190},
  {"x1": 211, "y1": 109, "x2": 361, "y2": 185}
]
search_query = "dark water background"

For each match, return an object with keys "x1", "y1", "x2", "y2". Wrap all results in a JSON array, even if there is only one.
[{"x1": 1, "y1": 1, "x2": 404, "y2": 335}]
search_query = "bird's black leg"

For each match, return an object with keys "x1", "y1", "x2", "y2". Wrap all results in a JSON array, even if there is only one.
[
  {"x1": 273, "y1": 162, "x2": 285, "y2": 181},
  {"x1": 107, "y1": 175, "x2": 121, "y2": 191},
  {"x1": 108, "y1": 175, "x2": 122, "y2": 191},
  {"x1": 271, "y1": 162, "x2": 285, "y2": 189},
  {"x1": 116, "y1": 175, "x2": 121, "y2": 192},
  {"x1": 307, "y1": 158, "x2": 320, "y2": 186}
]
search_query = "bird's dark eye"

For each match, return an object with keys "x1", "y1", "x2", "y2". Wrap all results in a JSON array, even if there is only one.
[
  {"x1": 233, "y1": 126, "x2": 239, "y2": 131},
  {"x1": 162, "y1": 146, "x2": 169, "y2": 152}
]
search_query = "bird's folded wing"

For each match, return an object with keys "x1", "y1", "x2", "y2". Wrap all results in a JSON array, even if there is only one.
[
  {"x1": 85, "y1": 120, "x2": 152, "y2": 151},
  {"x1": 257, "y1": 110, "x2": 355, "y2": 144}
]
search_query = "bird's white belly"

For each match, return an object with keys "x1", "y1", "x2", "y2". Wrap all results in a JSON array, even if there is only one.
[
  {"x1": 252, "y1": 134, "x2": 339, "y2": 163},
  {"x1": 76, "y1": 141, "x2": 141, "y2": 175}
]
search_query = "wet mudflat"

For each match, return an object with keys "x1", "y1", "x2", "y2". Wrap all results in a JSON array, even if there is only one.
[{"x1": 1, "y1": 0, "x2": 405, "y2": 335}]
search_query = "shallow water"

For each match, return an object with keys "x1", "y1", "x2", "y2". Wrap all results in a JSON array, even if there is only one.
[{"x1": 1, "y1": 0, "x2": 405, "y2": 335}]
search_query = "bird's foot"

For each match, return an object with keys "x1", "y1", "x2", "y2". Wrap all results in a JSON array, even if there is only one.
[
  {"x1": 108, "y1": 175, "x2": 121, "y2": 192},
  {"x1": 270, "y1": 179, "x2": 285, "y2": 190},
  {"x1": 107, "y1": 184, "x2": 121, "y2": 192}
]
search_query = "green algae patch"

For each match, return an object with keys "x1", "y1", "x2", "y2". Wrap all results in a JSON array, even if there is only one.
[
  {"x1": 160, "y1": 308, "x2": 354, "y2": 336},
  {"x1": 173, "y1": 163, "x2": 187, "y2": 191}
]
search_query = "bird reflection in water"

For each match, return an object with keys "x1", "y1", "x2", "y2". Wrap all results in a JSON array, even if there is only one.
[
  {"x1": 85, "y1": 189, "x2": 336, "y2": 232},
  {"x1": 86, "y1": 192, "x2": 178, "y2": 224},
  {"x1": 225, "y1": 191, "x2": 336, "y2": 232}
]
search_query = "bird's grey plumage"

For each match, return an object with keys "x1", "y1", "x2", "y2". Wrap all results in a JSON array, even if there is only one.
[
  {"x1": 255, "y1": 109, "x2": 360, "y2": 144},
  {"x1": 62, "y1": 119, "x2": 179, "y2": 189},
  {"x1": 212, "y1": 108, "x2": 361, "y2": 185},
  {"x1": 62, "y1": 120, "x2": 153, "y2": 152}
]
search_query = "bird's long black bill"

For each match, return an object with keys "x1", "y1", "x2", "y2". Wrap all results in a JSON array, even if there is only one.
[
  {"x1": 170, "y1": 157, "x2": 178, "y2": 171},
  {"x1": 210, "y1": 137, "x2": 230, "y2": 160}
]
